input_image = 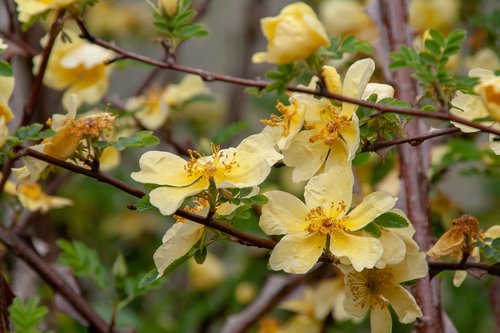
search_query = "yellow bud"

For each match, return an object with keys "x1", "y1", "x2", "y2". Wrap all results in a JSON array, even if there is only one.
[{"x1": 159, "y1": 0, "x2": 178, "y2": 16}]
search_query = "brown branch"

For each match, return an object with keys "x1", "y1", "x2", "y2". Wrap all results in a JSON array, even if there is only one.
[
  {"x1": 0, "y1": 224, "x2": 112, "y2": 333},
  {"x1": 362, "y1": 127, "x2": 461, "y2": 152},
  {"x1": 72, "y1": 18, "x2": 500, "y2": 137},
  {"x1": 21, "y1": 9, "x2": 65, "y2": 126},
  {"x1": 428, "y1": 261, "x2": 500, "y2": 277}
]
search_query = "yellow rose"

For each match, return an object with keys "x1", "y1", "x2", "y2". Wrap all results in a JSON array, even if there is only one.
[
  {"x1": 15, "y1": 0, "x2": 76, "y2": 23},
  {"x1": 252, "y1": 2, "x2": 330, "y2": 64}
]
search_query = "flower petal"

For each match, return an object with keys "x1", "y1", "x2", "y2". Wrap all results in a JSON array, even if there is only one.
[
  {"x1": 383, "y1": 285, "x2": 422, "y2": 324},
  {"x1": 153, "y1": 221, "x2": 204, "y2": 277},
  {"x1": 330, "y1": 230, "x2": 383, "y2": 271},
  {"x1": 392, "y1": 251, "x2": 428, "y2": 283},
  {"x1": 304, "y1": 165, "x2": 353, "y2": 210},
  {"x1": 269, "y1": 234, "x2": 325, "y2": 274},
  {"x1": 339, "y1": 112, "x2": 360, "y2": 160},
  {"x1": 375, "y1": 229, "x2": 407, "y2": 268},
  {"x1": 260, "y1": 191, "x2": 309, "y2": 236},
  {"x1": 344, "y1": 192, "x2": 397, "y2": 231},
  {"x1": 342, "y1": 58, "x2": 375, "y2": 118},
  {"x1": 370, "y1": 305, "x2": 393, "y2": 333},
  {"x1": 131, "y1": 151, "x2": 197, "y2": 186},
  {"x1": 450, "y1": 93, "x2": 488, "y2": 133},
  {"x1": 149, "y1": 180, "x2": 208, "y2": 215}
]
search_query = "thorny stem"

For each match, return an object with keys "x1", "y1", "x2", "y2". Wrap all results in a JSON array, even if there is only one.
[{"x1": 72, "y1": 18, "x2": 500, "y2": 137}]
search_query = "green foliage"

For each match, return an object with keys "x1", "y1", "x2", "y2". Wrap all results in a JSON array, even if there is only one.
[
  {"x1": 136, "y1": 194, "x2": 155, "y2": 212},
  {"x1": 363, "y1": 223, "x2": 381, "y2": 238},
  {"x1": 216, "y1": 188, "x2": 267, "y2": 222},
  {"x1": 152, "y1": 0, "x2": 208, "y2": 48},
  {"x1": 112, "y1": 131, "x2": 160, "y2": 151},
  {"x1": 264, "y1": 63, "x2": 301, "y2": 94},
  {"x1": 374, "y1": 212, "x2": 409, "y2": 228},
  {"x1": 8, "y1": 297, "x2": 48, "y2": 333},
  {"x1": 322, "y1": 35, "x2": 373, "y2": 60},
  {"x1": 389, "y1": 29, "x2": 475, "y2": 104},
  {"x1": 57, "y1": 239, "x2": 108, "y2": 288},
  {"x1": 476, "y1": 237, "x2": 500, "y2": 261},
  {"x1": 0, "y1": 60, "x2": 13, "y2": 77},
  {"x1": 212, "y1": 120, "x2": 249, "y2": 145}
]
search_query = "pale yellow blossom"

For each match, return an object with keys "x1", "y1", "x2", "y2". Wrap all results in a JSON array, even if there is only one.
[
  {"x1": 260, "y1": 167, "x2": 394, "y2": 273},
  {"x1": 188, "y1": 252, "x2": 224, "y2": 291},
  {"x1": 15, "y1": 0, "x2": 76, "y2": 23},
  {"x1": 35, "y1": 30, "x2": 114, "y2": 109},
  {"x1": 132, "y1": 133, "x2": 281, "y2": 215},
  {"x1": 409, "y1": 0, "x2": 459, "y2": 33},
  {"x1": 470, "y1": 68, "x2": 500, "y2": 122},
  {"x1": 283, "y1": 59, "x2": 375, "y2": 182},
  {"x1": 235, "y1": 282, "x2": 256, "y2": 304},
  {"x1": 343, "y1": 245, "x2": 428, "y2": 333},
  {"x1": 0, "y1": 117, "x2": 7, "y2": 147},
  {"x1": 126, "y1": 85, "x2": 170, "y2": 130},
  {"x1": 159, "y1": 0, "x2": 178, "y2": 16},
  {"x1": 466, "y1": 48, "x2": 500, "y2": 72},
  {"x1": 0, "y1": 38, "x2": 7, "y2": 50},
  {"x1": 0, "y1": 72, "x2": 15, "y2": 123},
  {"x1": 252, "y1": 2, "x2": 330, "y2": 64},
  {"x1": 164, "y1": 75, "x2": 210, "y2": 108}
]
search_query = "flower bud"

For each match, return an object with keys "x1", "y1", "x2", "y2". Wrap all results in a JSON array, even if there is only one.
[{"x1": 159, "y1": 0, "x2": 178, "y2": 16}]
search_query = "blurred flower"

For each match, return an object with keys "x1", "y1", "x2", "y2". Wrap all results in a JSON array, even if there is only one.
[
  {"x1": 188, "y1": 252, "x2": 224, "y2": 291},
  {"x1": 0, "y1": 117, "x2": 7, "y2": 148},
  {"x1": 408, "y1": 0, "x2": 459, "y2": 33},
  {"x1": 131, "y1": 133, "x2": 282, "y2": 215},
  {"x1": 343, "y1": 244, "x2": 428, "y2": 333},
  {"x1": 252, "y1": 2, "x2": 330, "y2": 64},
  {"x1": 282, "y1": 59, "x2": 375, "y2": 182},
  {"x1": 319, "y1": 0, "x2": 379, "y2": 42},
  {"x1": 471, "y1": 68, "x2": 500, "y2": 122},
  {"x1": 35, "y1": 30, "x2": 114, "y2": 109},
  {"x1": 0, "y1": 38, "x2": 7, "y2": 50},
  {"x1": 260, "y1": 167, "x2": 391, "y2": 273},
  {"x1": 127, "y1": 85, "x2": 170, "y2": 130},
  {"x1": 159, "y1": 0, "x2": 178, "y2": 16},
  {"x1": 15, "y1": 0, "x2": 76, "y2": 23},
  {"x1": 235, "y1": 282, "x2": 256, "y2": 304},
  {"x1": 0, "y1": 68, "x2": 15, "y2": 124},
  {"x1": 466, "y1": 48, "x2": 500, "y2": 72},
  {"x1": 164, "y1": 75, "x2": 210, "y2": 108}
]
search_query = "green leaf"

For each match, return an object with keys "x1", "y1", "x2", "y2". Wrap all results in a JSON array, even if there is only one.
[
  {"x1": 373, "y1": 212, "x2": 409, "y2": 228},
  {"x1": 136, "y1": 195, "x2": 155, "y2": 212},
  {"x1": 194, "y1": 246, "x2": 207, "y2": 264},
  {"x1": 353, "y1": 152, "x2": 371, "y2": 166},
  {"x1": 424, "y1": 39, "x2": 442, "y2": 57},
  {"x1": 112, "y1": 131, "x2": 159, "y2": 151},
  {"x1": 215, "y1": 205, "x2": 253, "y2": 221},
  {"x1": 428, "y1": 29, "x2": 445, "y2": 46},
  {"x1": 8, "y1": 297, "x2": 48, "y2": 333},
  {"x1": 363, "y1": 223, "x2": 381, "y2": 238},
  {"x1": 0, "y1": 60, "x2": 13, "y2": 77},
  {"x1": 57, "y1": 239, "x2": 108, "y2": 288},
  {"x1": 240, "y1": 194, "x2": 268, "y2": 206},
  {"x1": 112, "y1": 253, "x2": 128, "y2": 279},
  {"x1": 212, "y1": 121, "x2": 249, "y2": 145},
  {"x1": 492, "y1": 238, "x2": 500, "y2": 249},
  {"x1": 483, "y1": 245, "x2": 494, "y2": 258},
  {"x1": 14, "y1": 123, "x2": 44, "y2": 141},
  {"x1": 264, "y1": 64, "x2": 298, "y2": 94},
  {"x1": 137, "y1": 269, "x2": 159, "y2": 289}
]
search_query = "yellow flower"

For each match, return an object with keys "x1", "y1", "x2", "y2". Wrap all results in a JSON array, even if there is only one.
[
  {"x1": 3, "y1": 179, "x2": 72, "y2": 213},
  {"x1": 188, "y1": 252, "x2": 224, "y2": 291},
  {"x1": 259, "y1": 167, "x2": 394, "y2": 273},
  {"x1": 132, "y1": 133, "x2": 282, "y2": 215},
  {"x1": 35, "y1": 30, "x2": 114, "y2": 109},
  {"x1": 0, "y1": 117, "x2": 8, "y2": 148},
  {"x1": 408, "y1": 0, "x2": 459, "y2": 33},
  {"x1": 319, "y1": 0, "x2": 379, "y2": 42},
  {"x1": 0, "y1": 38, "x2": 7, "y2": 50},
  {"x1": 343, "y1": 245, "x2": 428, "y2": 333},
  {"x1": 235, "y1": 282, "x2": 256, "y2": 304},
  {"x1": 15, "y1": 0, "x2": 76, "y2": 23},
  {"x1": 470, "y1": 68, "x2": 500, "y2": 122},
  {"x1": 0, "y1": 72, "x2": 15, "y2": 124},
  {"x1": 252, "y1": 2, "x2": 330, "y2": 64},
  {"x1": 466, "y1": 48, "x2": 500, "y2": 72},
  {"x1": 283, "y1": 59, "x2": 375, "y2": 182},
  {"x1": 164, "y1": 75, "x2": 210, "y2": 108},
  {"x1": 126, "y1": 85, "x2": 170, "y2": 130},
  {"x1": 158, "y1": 0, "x2": 178, "y2": 16}
]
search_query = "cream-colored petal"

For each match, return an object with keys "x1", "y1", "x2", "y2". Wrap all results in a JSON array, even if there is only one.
[
  {"x1": 468, "y1": 68, "x2": 494, "y2": 82},
  {"x1": 450, "y1": 93, "x2": 488, "y2": 132},
  {"x1": 153, "y1": 221, "x2": 204, "y2": 277},
  {"x1": 341, "y1": 58, "x2": 375, "y2": 118},
  {"x1": 283, "y1": 130, "x2": 329, "y2": 182},
  {"x1": 330, "y1": 230, "x2": 383, "y2": 271},
  {"x1": 375, "y1": 229, "x2": 407, "y2": 268},
  {"x1": 362, "y1": 83, "x2": 395, "y2": 101},
  {"x1": 259, "y1": 191, "x2": 309, "y2": 236},
  {"x1": 131, "y1": 151, "x2": 197, "y2": 186},
  {"x1": 304, "y1": 165, "x2": 353, "y2": 210},
  {"x1": 453, "y1": 270, "x2": 467, "y2": 287},
  {"x1": 149, "y1": 180, "x2": 208, "y2": 215},
  {"x1": 343, "y1": 272, "x2": 370, "y2": 318},
  {"x1": 164, "y1": 75, "x2": 210, "y2": 107},
  {"x1": 60, "y1": 44, "x2": 113, "y2": 69},
  {"x1": 339, "y1": 113, "x2": 360, "y2": 160},
  {"x1": 370, "y1": 305, "x2": 393, "y2": 333},
  {"x1": 0, "y1": 117, "x2": 7, "y2": 147},
  {"x1": 323, "y1": 138, "x2": 351, "y2": 173},
  {"x1": 392, "y1": 251, "x2": 428, "y2": 283},
  {"x1": 344, "y1": 192, "x2": 397, "y2": 231},
  {"x1": 269, "y1": 233, "x2": 325, "y2": 274},
  {"x1": 383, "y1": 285, "x2": 422, "y2": 323},
  {"x1": 489, "y1": 134, "x2": 500, "y2": 155}
]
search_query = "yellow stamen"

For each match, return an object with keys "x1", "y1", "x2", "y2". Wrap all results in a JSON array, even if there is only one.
[{"x1": 304, "y1": 202, "x2": 348, "y2": 235}]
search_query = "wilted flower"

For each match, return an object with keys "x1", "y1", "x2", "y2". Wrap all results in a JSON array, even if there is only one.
[
  {"x1": 131, "y1": 133, "x2": 282, "y2": 215},
  {"x1": 35, "y1": 30, "x2": 114, "y2": 109},
  {"x1": 259, "y1": 167, "x2": 394, "y2": 274},
  {"x1": 15, "y1": 0, "x2": 76, "y2": 23},
  {"x1": 252, "y1": 2, "x2": 330, "y2": 64}
]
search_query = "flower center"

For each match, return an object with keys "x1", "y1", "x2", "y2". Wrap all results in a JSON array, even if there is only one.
[
  {"x1": 174, "y1": 198, "x2": 208, "y2": 223},
  {"x1": 306, "y1": 105, "x2": 350, "y2": 145},
  {"x1": 184, "y1": 144, "x2": 239, "y2": 180},
  {"x1": 304, "y1": 202, "x2": 348, "y2": 236},
  {"x1": 142, "y1": 85, "x2": 165, "y2": 114},
  {"x1": 18, "y1": 182, "x2": 43, "y2": 200},
  {"x1": 260, "y1": 97, "x2": 300, "y2": 137},
  {"x1": 71, "y1": 113, "x2": 116, "y2": 137},
  {"x1": 346, "y1": 268, "x2": 396, "y2": 309}
]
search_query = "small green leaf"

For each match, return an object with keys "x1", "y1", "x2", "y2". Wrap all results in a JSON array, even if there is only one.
[
  {"x1": 112, "y1": 253, "x2": 128, "y2": 279},
  {"x1": 136, "y1": 195, "x2": 154, "y2": 212},
  {"x1": 113, "y1": 131, "x2": 159, "y2": 151},
  {"x1": 14, "y1": 123, "x2": 44, "y2": 141},
  {"x1": 194, "y1": 246, "x2": 207, "y2": 264},
  {"x1": 353, "y1": 152, "x2": 371, "y2": 166},
  {"x1": 491, "y1": 238, "x2": 500, "y2": 249},
  {"x1": 212, "y1": 120, "x2": 249, "y2": 145},
  {"x1": 424, "y1": 39, "x2": 442, "y2": 57},
  {"x1": 137, "y1": 269, "x2": 159, "y2": 289},
  {"x1": 0, "y1": 60, "x2": 13, "y2": 77},
  {"x1": 429, "y1": 29, "x2": 445, "y2": 46},
  {"x1": 8, "y1": 297, "x2": 48, "y2": 333},
  {"x1": 363, "y1": 223, "x2": 381, "y2": 238},
  {"x1": 483, "y1": 245, "x2": 494, "y2": 258},
  {"x1": 373, "y1": 212, "x2": 409, "y2": 228}
]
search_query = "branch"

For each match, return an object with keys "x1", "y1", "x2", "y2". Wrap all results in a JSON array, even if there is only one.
[
  {"x1": 428, "y1": 261, "x2": 500, "y2": 277},
  {"x1": 72, "y1": 18, "x2": 500, "y2": 137},
  {"x1": 0, "y1": 224, "x2": 112, "y2": 333},
  {"x1": 362, "y1": 127, "x2": 461, "y2": 152}
]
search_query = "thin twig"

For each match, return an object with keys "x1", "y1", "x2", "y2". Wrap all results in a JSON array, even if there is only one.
[{"x1": 72, "y1": 18, "x2": 500, "y2": 137}]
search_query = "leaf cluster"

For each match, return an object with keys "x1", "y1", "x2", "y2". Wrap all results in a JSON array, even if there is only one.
[
  {"x1": 475, "y1": 237, "x2": 500, "y2": 262},
  {"x1": 8, "y1": 297, "x2": 49, "y2": 333},
  {"x1": 363, "y1": 212, "x2": 409, "y2": 238}
]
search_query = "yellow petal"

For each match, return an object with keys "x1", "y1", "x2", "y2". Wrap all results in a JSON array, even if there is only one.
[
  {"x1": 450, "y1": 93, "x2": 489, "y2": 132},
  {"x1": 149, "y1": 180, "x2": 209, "y2": 216},
  {"x1": 453, "y1": 270, "x2": 467, "y2": 287},
  {"x1": 321, "y1": 66, "x2": 342, "y2": 95},
  {"x1": 341, "y1": 58, "x2": 375, "y2": 118},
  {"x1": 269, "y1": 234, "x2": 325, "y2": 274},
  {"x1": 330, "y1": 230, "x2": 383, "y2": 271},
  {"x1": 375, "y1": 229, "x2": 407, "y2": 268},
  {"x1": 362, "y1": 83, "x2": 395, "y2": 100},
  {"x1": 153, "y1": 221, "x2": 204, "y2": 277},
  {"x1": 392, "y1": 251, "x2": 428, "y2": 283},
  {"x1": 304, "y1": 165, "x2": 353, "y2": 210},
  {"x1": 383, "y1": 285, "x2": 422, "y2": 324},
  {"x1": 131, "y1": 151, "x2": 197, "y2": 186},
  {"x1": 489, "y1": 134, "x2": 500, "y2": 155},
  {"x1": 370, "y1": 305, "x2": 393, "y2": 333},
  {"x1": 259, "y1": 191, "x2": 309, "y2": 236},
  {"x1": 344, "y1": 192, "x2": 396, "y2": 231},
  {"x1": 283, "y1": 130, "x2": 329, "y2": 182},
  {"x1": 339, "y1": 113, "x2": 360, "y2": 160},
  {"x1": 0, "y1": 117, "x2": 7, "y2": 147},
  {"x1": 164, "y1": 75, "x2": 210, "y2": 107}
]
